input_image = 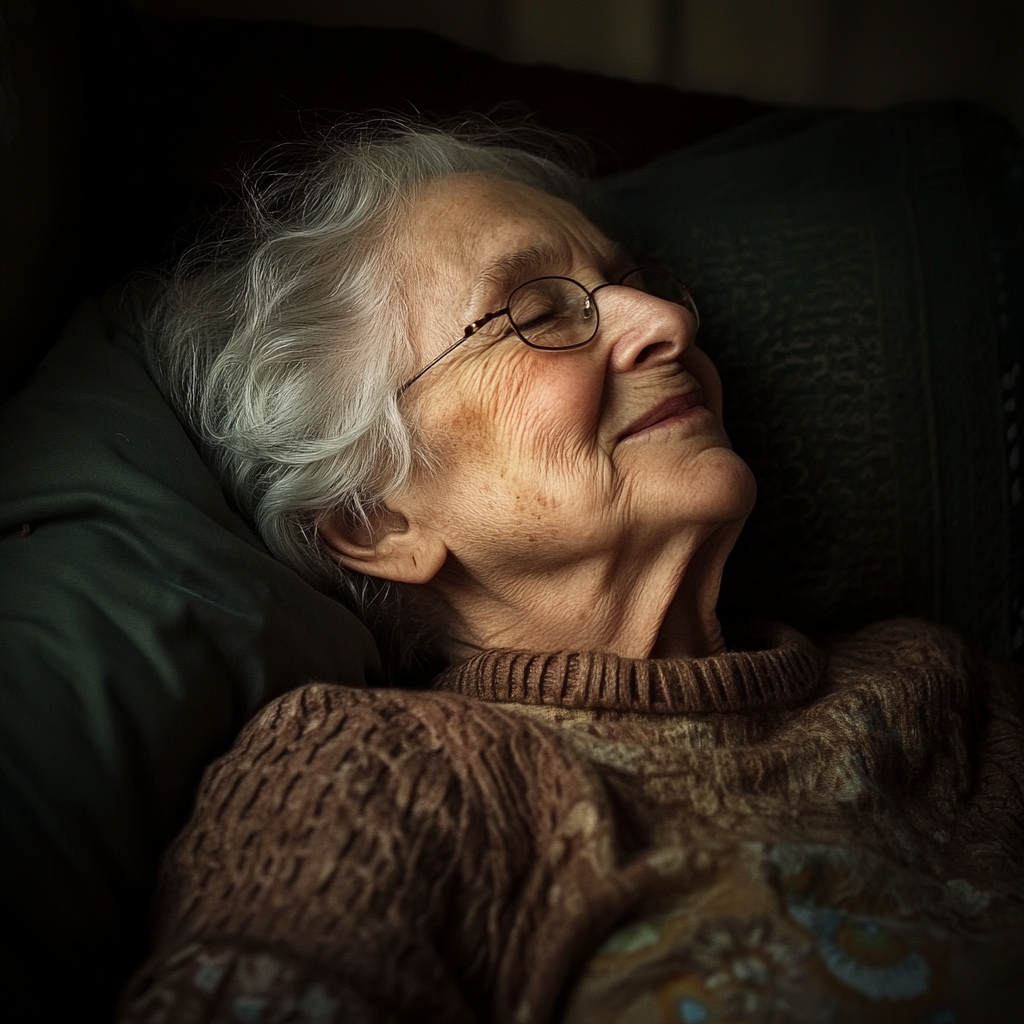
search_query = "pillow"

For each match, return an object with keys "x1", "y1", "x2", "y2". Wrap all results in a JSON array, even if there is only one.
[
  {"x1": 0, "y1": 300, "x2": 382, "y2": 1020},
  {"x1": 592, "y1": 103, "x2": 1024, "y2": 661}
]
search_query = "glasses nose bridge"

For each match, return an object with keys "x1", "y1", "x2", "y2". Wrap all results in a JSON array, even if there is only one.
[
  {"x1": 584, "y1": 275, "x2": 652, "y2": 339},
  {"x1": 587, "y1": 278, "x2": 617, "y2": 308},
  {"x1": 565, "y1": 278, "x2": 641, "y2": 358},
  {"x1": 581, "y1": 277, "x2": 632, "y2": 340},
  {"x1": 593, "y1": 271, "x2": 700, "y2": 330},
  {"x1": 587, "y1": 273, "x2": 656, "y2": 314}
]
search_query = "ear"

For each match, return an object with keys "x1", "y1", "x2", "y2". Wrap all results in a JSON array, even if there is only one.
[{"x1": 317, "y1": 505, "x2": 448, "y2": 585}]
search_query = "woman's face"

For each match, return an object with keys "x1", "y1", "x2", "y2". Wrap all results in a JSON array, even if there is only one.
[
  {"x1": 391, "y1": 173, "x2": 753, "y2": 577},
  {"x1": 329, "y1": 173, "x2": 755, "y2": 654}
]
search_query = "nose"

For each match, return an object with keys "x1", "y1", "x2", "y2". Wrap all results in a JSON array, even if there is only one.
[{"x1": 597, "y1": 285, "x2": 698, "y2": 373}]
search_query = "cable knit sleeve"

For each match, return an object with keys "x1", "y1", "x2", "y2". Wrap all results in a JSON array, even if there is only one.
[{"x1": 118, "y1": 683, "x2": 642, "y2": 1024}]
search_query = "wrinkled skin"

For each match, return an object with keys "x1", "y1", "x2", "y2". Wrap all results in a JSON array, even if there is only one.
[{"x1": 320, "y1": 174, "x2": 756, "y2": 659}]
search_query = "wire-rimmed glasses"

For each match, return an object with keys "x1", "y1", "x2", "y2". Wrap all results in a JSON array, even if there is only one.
[{"x1": 398, "y1": 265, "x2": 699, "y2": 395}]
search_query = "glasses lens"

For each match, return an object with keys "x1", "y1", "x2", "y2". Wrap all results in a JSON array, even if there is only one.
[
  {"x1": 508, "y1": 277, "x2": 597, "y2": 349},
  {"x1": 620, "y1": 267, "x2": 700, "y2": 330}
]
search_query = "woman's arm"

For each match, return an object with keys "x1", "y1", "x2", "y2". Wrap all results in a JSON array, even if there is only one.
[{"x1": 118, "y1": 683, "x2": 632, "y2": 1024}]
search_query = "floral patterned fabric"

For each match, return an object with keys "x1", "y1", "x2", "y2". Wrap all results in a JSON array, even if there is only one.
[{"x1": 565, "y1": 843, "x2": 1014, "y2": 1023}]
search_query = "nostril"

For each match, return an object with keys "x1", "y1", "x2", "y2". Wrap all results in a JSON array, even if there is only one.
[
  {"x1": 634, "y1": 340, "x2": 675, "y2": 365},
  {"x1": 607, "y1": 295, "x2": 691, "y2": 372}
]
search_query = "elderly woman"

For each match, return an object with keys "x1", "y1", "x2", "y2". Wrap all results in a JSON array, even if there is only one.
[{"x1": 121, "y1": 127, "x2": 1023, "y2": 1024}]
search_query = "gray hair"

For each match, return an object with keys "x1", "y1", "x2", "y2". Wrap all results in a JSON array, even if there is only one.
[{"x1": 137, "y1": 121, "x2": 584, "y2": 666}]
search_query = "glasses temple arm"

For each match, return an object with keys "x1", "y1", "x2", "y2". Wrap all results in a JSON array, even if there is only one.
[{"x1": 397, "y1": 308, "x2": 510, "y2": 395}]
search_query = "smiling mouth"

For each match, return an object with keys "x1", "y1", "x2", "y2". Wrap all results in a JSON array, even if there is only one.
[{"x1": 617, "y1": 389, "x2": 709, "y2": 442}]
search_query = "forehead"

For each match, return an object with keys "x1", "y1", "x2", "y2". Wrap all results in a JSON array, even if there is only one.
[{"x1": 400, "y1": 174, "x2": 615, "y2": 304}]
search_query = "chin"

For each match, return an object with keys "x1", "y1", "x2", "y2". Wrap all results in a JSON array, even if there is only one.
[
  {"x1": 723, "y1": 448, "x2": 758, "y2": 517},
  {"x1": 669, "y1": 445, "x2": 757, "y2": 524}
]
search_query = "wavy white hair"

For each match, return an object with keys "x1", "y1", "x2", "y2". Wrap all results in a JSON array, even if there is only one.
[{"x1": 138, "y1": 122, "x2": 583, "y2": 665}]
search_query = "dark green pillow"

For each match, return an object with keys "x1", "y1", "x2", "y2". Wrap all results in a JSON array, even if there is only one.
[
  {"x1": 594, "y1": 103, "x2": 1024, "y2": 661},
  {"x1": 0, "y1": 300, "x2": 382, "y2": 1019}
]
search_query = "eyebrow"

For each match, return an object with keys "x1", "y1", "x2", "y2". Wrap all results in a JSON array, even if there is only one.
[
  {"x1": 473, "y1": 240, "x2": 636, "y2": 304},
  {"x1": 474, "y1": 244, "x2": 564, "y2": 301}
]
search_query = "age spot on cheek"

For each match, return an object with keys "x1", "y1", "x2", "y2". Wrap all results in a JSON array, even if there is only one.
[
  {"x1": 513, "y1": 489, "x2": 560, "y2": 522},
  {"x1": 425, "y1": 394, "x2": 496, "y2": 467}
]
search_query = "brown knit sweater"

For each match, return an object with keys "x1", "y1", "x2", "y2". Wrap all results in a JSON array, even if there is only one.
[{"x1": 119, "y1": 620, "x2": 1024, "y2": 1023}]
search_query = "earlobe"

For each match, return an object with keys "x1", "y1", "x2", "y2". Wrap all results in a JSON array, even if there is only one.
[{"x1": 317, "y1": 506, "x2": 448, "y2": 585}]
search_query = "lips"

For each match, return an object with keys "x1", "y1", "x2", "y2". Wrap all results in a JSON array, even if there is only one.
[{"x1": 617, "y1": 389, "x2": 708, "y2": 442}]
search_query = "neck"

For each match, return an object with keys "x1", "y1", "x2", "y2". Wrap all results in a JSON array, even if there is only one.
[
  {"x1": 649, "y1": 520, "x2": 742, "y2": 658},
  {"x1": 435, "y1": 519, "x2": 746, "y2": 661}
]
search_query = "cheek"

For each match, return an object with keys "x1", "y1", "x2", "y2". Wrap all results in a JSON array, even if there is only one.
[
  {"x1": 463, "y1": 345, "x2": 600, "y2": 443},
  {"x1": 425, "y1": 352, "x2": 606, "y2": 507},
  {"x1": 496, "y1": 356, "x2": 606, "y2": 494}
]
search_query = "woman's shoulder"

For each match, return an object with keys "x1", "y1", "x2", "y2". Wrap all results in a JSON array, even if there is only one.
[
  {"x1": 203, "y1": 681, "x2": 605, "y2": 816},
  {"x1": 217, "y1": 681, "x2": 566, "y2": 777}
]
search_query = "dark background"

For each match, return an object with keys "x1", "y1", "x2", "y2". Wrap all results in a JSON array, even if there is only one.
[{"x1": 2, "y1": 0, "x2": 1022, "y2": 404}]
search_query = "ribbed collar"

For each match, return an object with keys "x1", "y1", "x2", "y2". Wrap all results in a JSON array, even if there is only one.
[{"x1": 433, "y1": 622, "x2": 826, "y2": 714}]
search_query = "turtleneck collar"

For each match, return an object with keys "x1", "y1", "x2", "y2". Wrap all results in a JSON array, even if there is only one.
[{"x1": 433, "y1": 622, "x2": 826, "y2": 714}]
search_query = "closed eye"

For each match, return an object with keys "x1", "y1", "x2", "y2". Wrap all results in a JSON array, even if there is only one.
[
  {"x1": 516, "y1": 308, "x2": 561, "y2": 332},
  {"x1": 509, "y1": 290, "x2": 564, "y2": 331}
]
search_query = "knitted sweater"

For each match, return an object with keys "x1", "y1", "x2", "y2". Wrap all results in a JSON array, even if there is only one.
[{"x1": 119, "y1": 620, "x2": 1024, "y2": 1023}]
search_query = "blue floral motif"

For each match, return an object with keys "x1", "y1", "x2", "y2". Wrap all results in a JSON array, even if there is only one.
[
  {"x1": 676, "y1": 996, "x2": 710, "y2": 1023},
  {"x1": 787, "y1": 901, "x2": 930, "y2": 1000}
]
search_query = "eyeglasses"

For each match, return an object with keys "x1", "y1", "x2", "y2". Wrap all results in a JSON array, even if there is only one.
[{"x1": 398, "y1": 265, "x2": 699, "y2": 395}]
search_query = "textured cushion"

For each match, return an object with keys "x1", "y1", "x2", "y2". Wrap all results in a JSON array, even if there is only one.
[
  {"x1": 0, "y1": 300, "x2": 381, "y2": 1018},
  {"x1": 593, "y1": 103, "x2": 1024, "y2": 660}
]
